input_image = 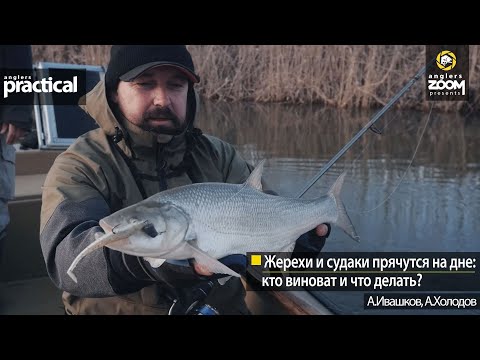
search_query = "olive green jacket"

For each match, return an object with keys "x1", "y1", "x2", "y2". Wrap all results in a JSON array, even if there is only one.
[{"x1": 40, "y1": 80, "x2": 252, "y2": 315}]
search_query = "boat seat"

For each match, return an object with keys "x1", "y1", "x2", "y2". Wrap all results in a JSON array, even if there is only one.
[
  {"x1": 0, "y1": 149, "x2": 62, "y2": 283},
  {"x1": 14, "y1": 174, "x2": 47, "y2": 201}
]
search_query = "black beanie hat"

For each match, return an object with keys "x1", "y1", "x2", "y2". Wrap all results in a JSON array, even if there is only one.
[{"x1": 105, "y1": 45, "x2": 200, "y2": 91}]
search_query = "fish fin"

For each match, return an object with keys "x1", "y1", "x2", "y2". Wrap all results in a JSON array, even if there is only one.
[
  {"x1": 186, "y1": 243, "x2": 241, "y2": 278},
  {"x1": 143, "y1": 257, "x2": 166, "y2": 268},
  {"x1": 184, "y1": 223, "x2": 196, "y2": 241},
  {"x1": 327, "y1": 172, "x2": 360, "y2": 242},
  {"x1": 217, "y1": 276, "x2": 233, "y2": 285},
  {"x1": 245, "y1": 159, "x2": 266, "y2": 191}
]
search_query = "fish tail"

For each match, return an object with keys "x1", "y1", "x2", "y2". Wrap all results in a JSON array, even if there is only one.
[{"x1": 327, "y1": 172, "x2": 360, "y2": 242}]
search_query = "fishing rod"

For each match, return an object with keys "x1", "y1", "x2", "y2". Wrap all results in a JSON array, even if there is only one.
[{"x1": 295, "y1": 57, "x2": 436, "y2": 199}]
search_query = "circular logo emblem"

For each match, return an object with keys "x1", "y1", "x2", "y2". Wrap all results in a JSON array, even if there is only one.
[{"x1": 436, "y1": 50, "x2": 456, "y2": 71}]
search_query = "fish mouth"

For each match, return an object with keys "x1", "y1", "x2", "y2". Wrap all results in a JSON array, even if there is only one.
[
  {"x1": 99, "y1": 219, "x2": 113, "y2": 233},
  {"x1": 99, "y1": 218, "x2": 158, "y2": 238}
]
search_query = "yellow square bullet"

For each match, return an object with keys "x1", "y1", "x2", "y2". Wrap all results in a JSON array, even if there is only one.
[{"x1": 251, "y1": 255, "x2": 262, "y2": 266}]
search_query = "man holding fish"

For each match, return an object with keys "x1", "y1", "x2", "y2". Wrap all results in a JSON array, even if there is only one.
[{"x1": 40, "y1": 45, "x2": 331, "y2": 315}]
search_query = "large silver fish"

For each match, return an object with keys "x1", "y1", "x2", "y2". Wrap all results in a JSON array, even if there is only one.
[{"x1": 67, "y1": 160, "x2": 359, "y2": 283}]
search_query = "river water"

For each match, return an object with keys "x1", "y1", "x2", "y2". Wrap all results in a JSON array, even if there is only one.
[{"x1": 197, "y1": 101, "x2": 480, "y2": 315}]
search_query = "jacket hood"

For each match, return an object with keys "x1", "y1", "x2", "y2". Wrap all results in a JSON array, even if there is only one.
[
  {"x1": 80, "y1": 79, "x2": 122, "y2": 137},
  {"x1": 80, "y1": 79, "x2": 188, "y2": 154}
]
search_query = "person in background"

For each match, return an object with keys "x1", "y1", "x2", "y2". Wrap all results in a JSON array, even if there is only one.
[
  {"x1": 0, "y1": 45, "x2": 34, "y2": 260},
  {"x1": 40, "y1": 45, "x2": 330, "y2": 315}
]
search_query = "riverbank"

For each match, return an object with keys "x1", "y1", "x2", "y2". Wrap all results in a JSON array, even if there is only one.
[{"x1": 32, "y1": 45, "x2": 479, "y2": 112}]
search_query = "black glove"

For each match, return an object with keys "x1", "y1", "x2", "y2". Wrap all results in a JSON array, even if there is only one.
[
  {"x1": 163, "y1": 254, "x2": 247, "y2": 314},
  {"x1": 108, "y1": 250, "x2": 249, "y2": 315},
  {"x1": 292, "y1": 223, "x2": 331, "y2": 255},
  {"x1": 108, "y1": 248, "x2": 247, "y2": 291},
  {"x1": 107, "y1": 249, "x2": 208, "y2": 294}
]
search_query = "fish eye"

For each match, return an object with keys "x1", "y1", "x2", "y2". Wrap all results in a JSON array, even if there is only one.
[{"x1": 142, "y1": 222, "x2": 158, "y2": 238}]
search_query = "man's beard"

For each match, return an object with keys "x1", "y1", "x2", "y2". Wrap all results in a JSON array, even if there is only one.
[{"x1": 140, "y1": 107, "x2": 187, "y2": 136}]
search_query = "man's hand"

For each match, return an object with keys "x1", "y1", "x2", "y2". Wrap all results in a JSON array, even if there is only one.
[
  {"x1": 293, "y1": 223, "x2": 331, "y2": 255},
  {"x1": 0, "y1": 123, "x2": 27, "y2": 145},
  {"x1": 315, "y1": 223, "x2": 329, "y2": 237},
  {"x1": 192, "y1": 261, "x2": 214, "y2": 276}
]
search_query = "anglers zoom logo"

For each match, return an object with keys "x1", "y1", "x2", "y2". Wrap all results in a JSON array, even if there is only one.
[
  {"x1": 0, "y1": 68, "x2": 87, "y2": 105},
  {"x1": 436, "y1": 50, "x2": 457, "y2": 71},
  {"x1": 426, "y1": 45, "x2": 469, "y2": 101}
]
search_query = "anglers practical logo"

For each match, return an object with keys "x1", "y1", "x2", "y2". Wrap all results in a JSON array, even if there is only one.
[
  {"x1": 0, "y1": 68, "x2": 87, "y2": 105},
  {"x1": 426, "y1": 45, "x2": 469, "y2": 101},
  {"x1": 3, "y1": 74, "x2": 77, "y2": 99}
]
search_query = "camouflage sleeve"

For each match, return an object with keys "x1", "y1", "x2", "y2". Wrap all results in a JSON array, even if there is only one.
[
  {"x1": 202, "y1": 134, "x2": 253, "y2": 183},
  {"x1": 40, "y1": 153, "x2": 151, "y2": 297}
]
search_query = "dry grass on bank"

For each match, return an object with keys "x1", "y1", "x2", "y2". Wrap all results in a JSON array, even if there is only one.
[{"x1": 32, "y1": 45, "x2": 479, "y2": 112}]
